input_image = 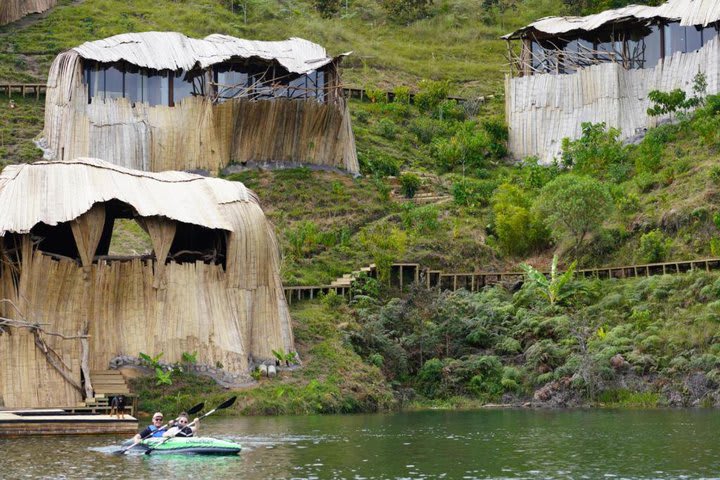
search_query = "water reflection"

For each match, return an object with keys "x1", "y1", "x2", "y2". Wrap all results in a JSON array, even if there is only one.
[{"x1": 1, "y1": 410, "x2": 720, "y2": 479}]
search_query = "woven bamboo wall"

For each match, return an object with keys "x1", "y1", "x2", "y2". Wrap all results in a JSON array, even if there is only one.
[
  {"x1": 505, "y1": 37, "x2": 720, "y2": 163},
  {"x1": 0, "y1": 0, "x2": 56, "y2": 25},
  {"x1": 42, "y1": 52, "x2": 359, "y2": 173},
  {"x1": 0, "y1": 200, "x2": 293, "y2": 408}
]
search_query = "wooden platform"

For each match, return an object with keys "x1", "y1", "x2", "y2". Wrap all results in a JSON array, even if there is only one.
[{"x1": 0, "y1": 409, "x2": 138, "y2": 436}]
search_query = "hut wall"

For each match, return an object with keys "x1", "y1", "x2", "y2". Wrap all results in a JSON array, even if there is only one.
[
  {"x1": 505, "y1": 36, "x2": 720, "y2": 163},
  {"x1": 0, "y1": 0, "x2": 57, "y2": 25},
  {"x1": 0, "y1": 202, "x2": 293, "y2": 408},
  {"x1": 42, "y1": 52, "x2": 359, "y2": 173}
]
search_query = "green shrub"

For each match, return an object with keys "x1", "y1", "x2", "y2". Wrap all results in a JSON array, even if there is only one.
[
  {"x1": 320, "y1": 289, "x2": 345, "y2": 309},
  {"x1": 491, "y1": 183, "x2": 549, "y2": 256},
  {"x1": 393, "y1": 86, "x2": 411, "y2": 104},
  {"x1": 638, "y1": 229, "x2": 672, "y2": 263},
  {"x1": 417, "y1": 358, "x2": 444, "y2": 397},
  {"x1": 313, "y1": 0, "x2": 341, "y2": 17},
  {"x1": 365, "y1": 85, "x2": 385, "y2": 103},
  {"x1": 451, "y1": 177, "x2": 498, "y2": 208},
  {"x1": 711, "y1": 238, "x2": 720, "y2": 257},
  {"x1": 408, "y1": 117, "x2": 449, "y2": 144},
  {"x1": 634, "y1": 171, "x2": 659, "y2": 192},
  {"x1": 360, "y1": 150, "x2": 401, "y2": 177},
  {"x1": 524, "y1": 339, "x2": 567, "y2": 371},
  {"x1": 560, "y1": 122, "x2": 630, "y2": 181},
  {"x1": 400, "y1": 204, "x2": 439, "y2": 233},
  {"x1": 431, "y1": 123, "x2": 493, "y2": 171},
  {"x1": 436, "y1": 100, "x2": 465, "y2": 121},
  {"x1": 286, "y1": 221, "x2": 321, "y2": 258},
  {"x1": 709, "y1": 165, "x2": 720, "y2": 185},
  {"x1": 399, "y1": 172, "x2": 421, "y2": 198},
  {"x1": 414, "y1": 79, "x2": 450, "y2": 113},
  {"x1": 481, "y1": 118, "x2": 509, "y2": 159},
  {"x1": 376, "y1": 118, "x2": 398, "y2": 140},
  {"x1": 380, "y1": 0, "x2": 433, "y2": 24},
  {"x1": 496, "y1": 336, "x2": 522, "y2": 355}
]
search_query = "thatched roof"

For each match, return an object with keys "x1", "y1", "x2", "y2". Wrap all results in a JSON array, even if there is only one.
[
  {"x1": 72, "y1": 32, "x2": 349, "y2": 74},
  {"x1": 503, "y1": 0, "x2": 720, "y2": 39},
  {"x1": 0, "y1": 158, "x2": 257, "y2": 235}
]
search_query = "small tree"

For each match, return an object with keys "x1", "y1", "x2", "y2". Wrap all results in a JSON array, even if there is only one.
[
  {"x1": 399, "y1": 172, "x2": 421, "y2": 199},
  {"x1": 534, "y1": 174, "x2": 612, "y2": 254}
]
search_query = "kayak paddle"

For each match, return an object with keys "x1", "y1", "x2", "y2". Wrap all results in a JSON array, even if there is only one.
[{"x1": 115, "y1": 401, "x2": 205, "y2": 455}]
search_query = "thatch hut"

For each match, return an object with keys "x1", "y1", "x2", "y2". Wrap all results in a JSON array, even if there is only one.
[
  {"x1": 0, "y1": 0, "x2": 56, "y2": 25},
  {"x1": 0, "y1": 158, "x2": 293, "y2": 408},
  {"x1": 503, "y1": 0, "x2": 720, "y2": 162},
  {"x1": 40, "y1": 32, "x2": 358, "y2": 174}
]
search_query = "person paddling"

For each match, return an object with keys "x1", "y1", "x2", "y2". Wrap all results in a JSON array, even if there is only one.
[
  {"x1": 133, "y1": 412, "x2": 172, "y2": 441},
  {"x1": 163, "y1": 412, "x2": 199, "y2": 438}
]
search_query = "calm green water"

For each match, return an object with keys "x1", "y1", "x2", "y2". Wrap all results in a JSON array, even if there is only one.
[{"x1": 2, "y1": 409, "x2": 720, "y2": 479}]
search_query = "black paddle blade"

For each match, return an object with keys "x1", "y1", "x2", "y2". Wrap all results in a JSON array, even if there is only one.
[
  {"x1": 217, "y1": 396, "x2": 237, "y2": 410},
  {"x1": 187, "y1": 402, "x2": 205, "y2": 415}
]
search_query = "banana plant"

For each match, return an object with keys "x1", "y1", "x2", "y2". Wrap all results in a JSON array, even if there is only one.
[{"x1": 520, "y1": 255, "x2": 582, "y2": 306}]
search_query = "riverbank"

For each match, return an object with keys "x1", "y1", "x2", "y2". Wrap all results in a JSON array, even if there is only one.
[{"x1": 130, "y1": 270, "x2": 720, "y2": 417}]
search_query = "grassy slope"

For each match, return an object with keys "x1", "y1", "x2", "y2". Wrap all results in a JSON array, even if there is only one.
[
  {"x1": 0, "y1": 0, "x2": 563, "y2": 93},
  {"x1": 4, "y1": 0, "x2": 720, "y2": 410}
]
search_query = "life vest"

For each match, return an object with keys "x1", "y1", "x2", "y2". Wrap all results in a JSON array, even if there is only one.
[{"x1": 148, "y1": 425, "x2": 165, "y2": 437}]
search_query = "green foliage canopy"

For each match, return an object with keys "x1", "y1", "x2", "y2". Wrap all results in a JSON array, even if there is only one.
[{"x1": 535, "y1": 174, "x2": 613, "y2": 253}]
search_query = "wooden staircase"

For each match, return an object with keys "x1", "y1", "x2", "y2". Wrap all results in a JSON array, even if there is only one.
[{"x1": 78, "y1": 370, "x2": 136, "y2": 415}]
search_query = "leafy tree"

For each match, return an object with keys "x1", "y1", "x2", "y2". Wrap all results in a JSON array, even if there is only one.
[
  {"x1": 491, "y1": 183, "x2": 549, "y2": 256},
  {"x1": 399, "y1": 172, "x2": 421, "y2": 198},
  {"x1": 534, "y1": 174, "x2": 613, "y2": 254},
  {"x1": 647, "y1": 73, "x2": 706, "y2": 119}
]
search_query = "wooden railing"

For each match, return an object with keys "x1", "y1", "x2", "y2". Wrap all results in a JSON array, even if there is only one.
[
  {"x1": 342, "y1": 86, "x2": 498, "y2": 105},
  {"x1": 283, "y1": 258, "x2": 720, "y2": 301},
  {"x1": 1, "y1": 83, "x2": 45, "y2": 99}
]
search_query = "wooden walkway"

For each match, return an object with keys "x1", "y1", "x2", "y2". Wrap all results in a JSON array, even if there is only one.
[
  {"x1": 1, "y1": 83, "x2": 45, "y2": 99},
  {"x1": 283, "y1": 258, "x2": 720, "y2": 300},
  {"x1": 0, "y1": 83, "x2": 481, "y2": 105}
]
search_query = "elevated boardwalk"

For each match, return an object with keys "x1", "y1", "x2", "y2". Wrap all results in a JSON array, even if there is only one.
[{"x1": 283, "y1": 258, "x2": 720, "y2": 300}]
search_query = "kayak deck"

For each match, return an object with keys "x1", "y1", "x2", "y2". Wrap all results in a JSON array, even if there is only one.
[{"x1": 139, "y1": 436, "x2": 242, "y2": 455}]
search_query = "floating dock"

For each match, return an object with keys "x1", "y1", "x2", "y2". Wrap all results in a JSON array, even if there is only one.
[{"x1": 0, "y1": 409, "x2": 138, "y2": 436}]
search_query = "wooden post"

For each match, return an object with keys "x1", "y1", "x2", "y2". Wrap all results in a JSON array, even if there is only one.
[
  {"x1": 399, "y1": 264, "x2": 403, "y2": 291},
  {"x1": 453, "y1": 275, "x2": 457, "y2": 291}
]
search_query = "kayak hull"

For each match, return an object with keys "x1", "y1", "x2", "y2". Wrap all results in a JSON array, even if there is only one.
[{"x1": 139, "y1": 436, "x2": 242, "y2": 455}]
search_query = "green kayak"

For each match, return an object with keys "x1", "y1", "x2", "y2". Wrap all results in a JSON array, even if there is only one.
[{"x1": 139, "y1": 437, "x2": 242, "y2": 455}]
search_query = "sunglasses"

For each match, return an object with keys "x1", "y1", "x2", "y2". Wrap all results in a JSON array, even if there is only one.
[
  {"x1": 179, "y1": 420, "x2": 188, "y2": 424},
  {"x1": 153, "y1": 417, "x2": 163, "y2": 421}
]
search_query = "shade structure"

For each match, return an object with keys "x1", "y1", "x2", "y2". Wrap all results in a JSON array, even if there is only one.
[{"x1": 0, "y1": 158, "x2": 294, "y2": 408}]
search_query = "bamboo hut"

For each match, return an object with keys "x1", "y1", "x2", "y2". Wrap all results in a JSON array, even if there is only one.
[
  {"x1": 0, "y1": 158, "x2": 294, "y2": 408},
  {"x1": 0, "y1": 0, "x2": 56, "y2": 25},
  {"x1": 503, "y1": 0, "x2": 720, "y2": 162},
  {"x1": 40, "y1": 32, "x2": 359, "y2": 174}
]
